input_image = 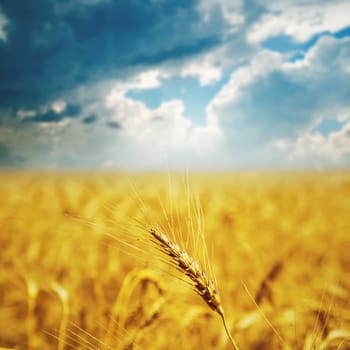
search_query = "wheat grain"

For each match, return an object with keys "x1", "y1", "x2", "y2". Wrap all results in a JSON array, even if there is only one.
[{"x1": 148, "y1": 228, "x2": 239, "y2": 350}]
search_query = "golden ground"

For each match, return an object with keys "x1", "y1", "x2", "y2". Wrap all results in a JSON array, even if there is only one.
[{"x1": 0, "y1": 171, "x2": 349, "y2": 350}]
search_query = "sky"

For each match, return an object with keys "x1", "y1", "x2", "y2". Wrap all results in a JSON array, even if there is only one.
[{"x1": 0, "y1": 0, "x2": 350, "y2": 170}]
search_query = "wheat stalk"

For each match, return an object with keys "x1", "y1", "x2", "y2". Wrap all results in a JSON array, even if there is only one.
[{"x1": 148, "y1": 228, "x2": 239, "y2": 350}]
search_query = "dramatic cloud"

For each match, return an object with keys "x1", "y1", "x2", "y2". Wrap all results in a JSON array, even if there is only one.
[
  {"x1": 23, "y1": 103, "x2": 82, "y2": 123},
  {"x1": 0, "y1": 0, "x2": 227, "y2": 109},
  {"x1": 1, "y1": 0, "x2": 350, "y2": 169}
]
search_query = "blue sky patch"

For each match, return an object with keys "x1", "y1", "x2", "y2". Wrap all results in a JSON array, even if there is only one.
[
  {"x1": 334, "y1": 26, "x2": 350, "y2": 39},
  {"x1": 313, "y1": 118, "x2": 346, "y2": 136},
  {"x1": 262, "y1": 33, "x2": 321, "y2": 53},
  {"x1": 263, "y1": 26, "x2": 350, "y2": 57}
]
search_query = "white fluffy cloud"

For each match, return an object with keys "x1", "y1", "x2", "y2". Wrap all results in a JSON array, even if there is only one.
[
  {"x1": 112, "y1": 70, "x2": 163, "y2": 92},
  {"x1": 180, "y1": 58, "x2": 222, "y2": 86},
  {"x1": 136, "y1": 34, "x2": 252, "y2": 87},
  {"x1": 191, "y1": 35, "x2": 350, "y2": 166},
  {"x1": 167, "y1": 38, "x2": 252, "y2": 86},
  {"x1": 105, "y1": 88, "x2": 191, "y2": 148},
  {"x1": 64, "y1": 70, "x2": 191, "y2": 168},
  {"x1": 268, "y1": 119, "x2": 350, "y2": 167},
  {"x1": 101, "y1": 70, "x2": 191, "y2": 148},
  {"x1": 2, "y1": 68, "x2": 193, "y2": 169},
  {"x1": 248, "y1": 1, "x2": 350, "y2": 43}
]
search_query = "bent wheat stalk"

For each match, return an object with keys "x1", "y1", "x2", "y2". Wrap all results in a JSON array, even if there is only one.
[{"x1": 149, "y1": 228, "x2": 239, "y2": 350}]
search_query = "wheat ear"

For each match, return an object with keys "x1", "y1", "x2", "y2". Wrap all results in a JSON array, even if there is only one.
[{"x1": 149, "y1": 228, "x2": 239, "y2": 350}]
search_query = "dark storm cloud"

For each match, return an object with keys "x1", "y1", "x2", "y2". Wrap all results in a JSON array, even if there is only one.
[
  {"x1": 32, "y1": 110, "x2": 64, "y2": 123},
  {"x1": 132, "y1": 36, "x2": 221, "y2": 65},
  {"x1": 64, "y1": 103, "x2": 81, "y2": 117},
  {"x1": 82, "y1": 114, "x2": 97, "y2": 124},
  {"x1": 0, "y1": 142, "x2": 26, "y2": 167},
  {"x1": 0, "y1": 0, "x2": 226, "y2": 112},
  {"x1": 24, "y1": 103, "x2": 82, "y2": 123},
  {"x1": 106, "y1": 121, "x2": 121, "y2": 129}
]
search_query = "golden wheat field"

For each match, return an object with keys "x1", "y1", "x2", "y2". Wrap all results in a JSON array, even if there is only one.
[{"x1": 0, "y1": 171, "x2": 349, "y2": 350}]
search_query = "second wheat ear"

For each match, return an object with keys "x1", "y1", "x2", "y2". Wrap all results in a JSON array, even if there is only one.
[{"x1": 149, "y1": 228, "x2": 239, "y2": 350}]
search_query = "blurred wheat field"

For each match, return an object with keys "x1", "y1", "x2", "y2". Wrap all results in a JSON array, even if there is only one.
[{"x1": 0, "y1": 171, "x2": 349, "y2": 350}]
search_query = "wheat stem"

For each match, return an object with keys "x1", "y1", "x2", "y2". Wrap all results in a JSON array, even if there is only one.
[{"x1": 219, "y1": 310, "x2": 240, "y2": 350}]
